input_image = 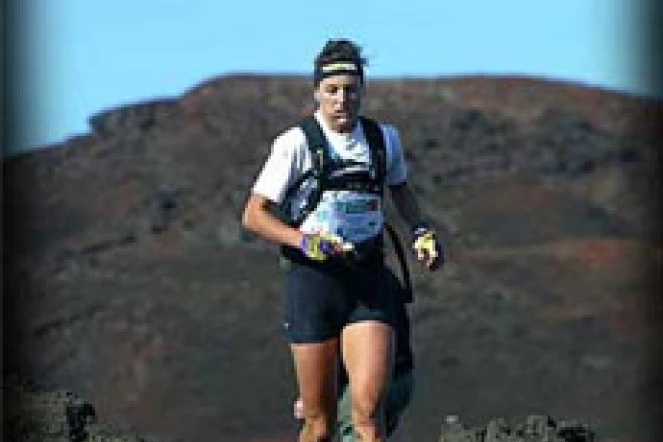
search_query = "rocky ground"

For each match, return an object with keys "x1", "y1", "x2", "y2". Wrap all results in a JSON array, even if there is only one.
[
  {"x1": 4, "y1": 383, "x2": 155, "y2": 442},
  {"x1": 3, "y1": 74, "x2": 662, "y2": 442},
  {"x1": 2, "y1": 384, "x2": 597, "y2": 442}
]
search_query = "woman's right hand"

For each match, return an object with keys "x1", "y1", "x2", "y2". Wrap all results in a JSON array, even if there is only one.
[{"x1": 300, "y1": 231, "x2": 352, "y2": 262}]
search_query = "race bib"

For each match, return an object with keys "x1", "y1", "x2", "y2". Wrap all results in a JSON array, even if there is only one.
[{"x1": 300, "y1": 191, "x2": 383, "y2": 243}]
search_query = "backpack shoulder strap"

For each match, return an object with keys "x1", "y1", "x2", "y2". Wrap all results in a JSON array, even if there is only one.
[
  {"x1": 359, "y1": 116, "x2": 387, "y2": 186},
  {"x1": 282, "y1": 116, "x2": 330, "y2": 226},
  {"x1": 299, "y1": 115, "x2": 329, "y2": 174}
]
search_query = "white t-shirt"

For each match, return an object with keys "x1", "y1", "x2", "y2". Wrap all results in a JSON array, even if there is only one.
[{"x1": 252, "y1": 111, "x2": 407, "y2": 242}]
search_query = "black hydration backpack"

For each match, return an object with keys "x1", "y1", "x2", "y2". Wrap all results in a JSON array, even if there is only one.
[{"x1": 279, "y1": 115, "x2": 413, "y2": 303}]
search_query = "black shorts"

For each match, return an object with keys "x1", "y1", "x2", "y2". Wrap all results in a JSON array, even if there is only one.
[{"x1": 283, "y1": 258, "x2": 398, "y2": 344}]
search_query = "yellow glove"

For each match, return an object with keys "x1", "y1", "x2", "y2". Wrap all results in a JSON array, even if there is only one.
[
  {"x1": 300, "y1": 231, "x2": 348, "y2": 262},
  {"x1": 412, "y1": 226, "x2": 443, "y2": 270}
]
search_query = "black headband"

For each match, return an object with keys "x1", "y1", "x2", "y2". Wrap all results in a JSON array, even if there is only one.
[{"x1": 314, "y1": 61, "x2": 364, "y2": 86}]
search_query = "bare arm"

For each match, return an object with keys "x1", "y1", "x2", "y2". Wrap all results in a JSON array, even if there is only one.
[
  {"x1": 390, "y1": 181, "x2": 444, "y2": 270},
  {"x1": 242, "y1": 193, "x2": 303, "y2": 249},
  {"x1": 388, "y1": 182, "x2": 427, "y2": 231}
]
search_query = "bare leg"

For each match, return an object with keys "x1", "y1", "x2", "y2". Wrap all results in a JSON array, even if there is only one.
[
  {"x1": 341, "y1": 321, "x2": 393, "y2": 442},
  {"x1": 291, "y1": 338, "x2": 339, "y2": 442}
]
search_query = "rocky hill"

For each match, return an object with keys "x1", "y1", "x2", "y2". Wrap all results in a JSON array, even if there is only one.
[{"x1": 3, "y1": 74, "x2": 662, "y2": 442}]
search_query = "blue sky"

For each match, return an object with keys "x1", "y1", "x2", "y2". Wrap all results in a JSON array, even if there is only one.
[{"x1": 8, "y1": 0, "x2": 651, "y2": 154}]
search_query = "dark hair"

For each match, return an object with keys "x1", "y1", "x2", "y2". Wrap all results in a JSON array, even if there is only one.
[{"x1": 313, "y1": 39, "x2": 367, "y2": 86}]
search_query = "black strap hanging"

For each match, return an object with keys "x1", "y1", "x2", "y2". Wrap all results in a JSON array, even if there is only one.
[{"x1": 385, "y1": 223, "x2": 413, "y2": 303}]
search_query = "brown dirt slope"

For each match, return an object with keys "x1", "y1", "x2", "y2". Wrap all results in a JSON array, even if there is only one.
[{"x1": 3, "y1": 75, "x2": 661, "y2": 442}]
